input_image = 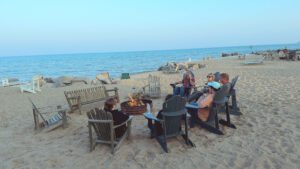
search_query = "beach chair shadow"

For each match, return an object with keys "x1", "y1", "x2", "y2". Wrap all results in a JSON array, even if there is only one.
[
  {"x1": 142, "y1": 74, "x2": 161, "y2": 98},
  {"x1": 145, "y1": 96, "x2": 195, "y2": 153},
  {"x1": 87, "y1": 108, "x2": 132, "y2": 154}
]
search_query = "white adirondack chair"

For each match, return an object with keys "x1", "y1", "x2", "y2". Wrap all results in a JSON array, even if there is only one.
[
  {"x1": 20, "y1": 76, "x2": 42, "y2": 93},
  {"x1": 2, "y1": 78, "x2": 21, "y2": 87}
]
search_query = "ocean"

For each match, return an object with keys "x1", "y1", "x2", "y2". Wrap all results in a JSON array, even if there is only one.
[{"x1": 1, "y1": 43, "x2": 300, "y2": 82}]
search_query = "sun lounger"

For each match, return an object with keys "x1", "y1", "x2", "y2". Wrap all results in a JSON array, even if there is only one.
[
  {"x1": 87, "y1": 108, "x2": 132, "y2": 154},
  {"x1": 144, "y1": 96, "x2": 195, "y2": 153},
  {"x1": 243, "y1": 56, "x2": 265, "y2": 65}
]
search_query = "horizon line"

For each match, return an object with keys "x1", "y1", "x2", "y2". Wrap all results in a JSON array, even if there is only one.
[{"x1": 0, "y1": 42, "x2": 298, "y2": 58}]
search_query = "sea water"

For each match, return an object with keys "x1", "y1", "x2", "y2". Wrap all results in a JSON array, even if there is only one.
[{"x1": 0, "y1": 43, "x2": 299, "y2": 82}]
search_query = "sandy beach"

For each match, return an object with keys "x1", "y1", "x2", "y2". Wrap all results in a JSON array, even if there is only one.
[{"x1": 0, "y1": 57, "x2": 300, "y2": 169}]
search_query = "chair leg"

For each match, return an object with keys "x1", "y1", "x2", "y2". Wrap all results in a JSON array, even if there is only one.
[
  {"x1": 156, "y1": 136, "x2": 168, "y2": 153},
  {"x1": 230, "y1": 91, "x2": 242, "y2": 116},
  {"x1": 219, "y1": 103, "x2": 236, "y2": 129},
  {"x1": 88, "y1": 123, "x2": 94, "y2": 152}
]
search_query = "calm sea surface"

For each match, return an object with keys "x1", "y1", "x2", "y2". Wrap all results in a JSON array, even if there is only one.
[{"x1": 1, "y1": 43, "x2": 299, "y2": 81}]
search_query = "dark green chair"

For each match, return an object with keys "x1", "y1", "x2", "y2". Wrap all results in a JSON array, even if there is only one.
[
  {"x1": 144, "y1": 96, "x2": 195, "y2": 153},
  {"x1": 121, "y1": 73, "x2": 130, "y2": 79}
]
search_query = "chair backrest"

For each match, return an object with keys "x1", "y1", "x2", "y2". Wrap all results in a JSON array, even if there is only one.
[
  {"x1": 32, "y1": 76, "x2": 41, "y2": 91},
  {"x1": 96, "y1": 72, "x2": 113, "y2": 84},
  {"x1": 214, "y1": 72, "x2": 221, "y2": 82},
  {"x1": 87, "y1": 108, "x2": 114, "y2": 141},
  {"x1": 64, "y1": 86, "x2": 109, "y2": 106},
  {"x1": 148, "y1": 75, "x2": 161, "y2": 97},
  {"x1": 229, "y1": 76, "x2": 239, "y2": 93},
  {"x1": 213, "y1": 85, "x2": 229, "y2": 105},
  {"x1": 161, "y1": 96, "x2": 186, "y2": 136}
]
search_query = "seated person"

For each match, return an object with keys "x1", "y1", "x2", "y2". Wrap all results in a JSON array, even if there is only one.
[
  {"x1": 188, "y1": 73, "x2": 215, "y2": 102},
  {"x1": 220, "y1": 73, "x2": 231, "y2": 93},
  {"x1": 104, "y1": 98, "x2": 130, "y2": 138},
  {"x1": 188, "y1": 81, "x2": 221, "y2": 125},
  {"x1": 147, "y1": 94, "x2": 173, "y2": 137},
  {"x1": 170, "y1": 69, "x2": 195, "y2": 97}
]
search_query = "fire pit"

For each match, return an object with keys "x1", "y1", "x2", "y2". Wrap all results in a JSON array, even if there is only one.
[{"x1": 121, "y1": 99, "x2": 152, "y2": 115}]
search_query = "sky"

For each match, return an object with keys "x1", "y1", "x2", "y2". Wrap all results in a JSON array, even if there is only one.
[{"x1": 0, "y1": 0, "x2": 299, "y2": 57}]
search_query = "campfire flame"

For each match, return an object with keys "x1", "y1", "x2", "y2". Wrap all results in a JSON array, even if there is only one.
[{"x1": 128, "y1": 93, "x2": 144, "y2": 107}]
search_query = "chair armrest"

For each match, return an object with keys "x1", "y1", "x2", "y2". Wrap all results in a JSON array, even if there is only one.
[
  {"x1": 88, "y1": 119, "x2": 112, "y2": 123},
  {"x1": 113, "y1": 116, "x2": 133, "y2": 128},
  {"x1": 143, "y1": 112, "x2": 161, "y2": 122},
  {"x1": 141, "y1": 84, "x2": 150, "y2": 90}
]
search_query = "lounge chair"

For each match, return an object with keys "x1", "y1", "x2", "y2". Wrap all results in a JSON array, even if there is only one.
[
  {"x1": 87, "y1": 108, "x2": 132, "y2": 154},
  {"x1": 243, "y1": 56, "x2": 265, "y2": 65},
  {"x1": 187, "y1": 84, "x2": 236, "y2": 135},
  {"x1": 142, "y1": 74, "x2": 161, "y2": 98},
  {"x1": 144, "y1": 96, "x2": 195, "y2": 153},
  {"x1": 96, "y1": 72, "x2": 117, "y2": 84},
  {"x1": 2, "y1": 78, "x2": 21, "y2": 87},
  {"x1": 29, "y1": 99, "x2": 68, "y2": 131},
  {"x1": 121, "y1": 73, "x2": 130, "y2": 79},
  {"x1": 20, "y1": 76, "x2": 42, "y2": 93}
]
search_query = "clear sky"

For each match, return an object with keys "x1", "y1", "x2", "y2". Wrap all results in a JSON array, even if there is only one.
[{"x1": 0, "y1": 0, "x2": 299, "y2": 56}]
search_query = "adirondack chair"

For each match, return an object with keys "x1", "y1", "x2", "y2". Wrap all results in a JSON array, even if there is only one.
[
  {"x1": 29, "y1": 99, "x2": 68, "y2": 131},
  {"x1": 144, "y1": 96, "x2": 195, "y2": 153},
  {"x1": 96, "y1": 72, "x2": 117, "y2": 84},
  {"x1": 227, "y1": 76, "x2": 242, "y2": 115},
  {"x1": 121, "y1": 73, "x2": 130, "y2": 79},
  {"x1": 2, "y1": 78, "x2": 21, "y2": 87},
  {"x1": 187, "y1": 84, "x2": 236, "y2": 135},
  {"x1": 87, "y1": 108, "x2": 132, "y2": 154},
  {"x1": 20, "y1": 76, "x2": 42, "y2": 93},
  {"x1": 142, "y1": 75, "x2": 161, "y2": 98}
]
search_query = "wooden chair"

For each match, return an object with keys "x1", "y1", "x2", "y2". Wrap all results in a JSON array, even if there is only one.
[
  {"x1": 121, "y1": 73, "x2": 130, "y2": 79},
  {"x1": 29, "y1": 99, "x2": 68, "y2": 131},
  {"x1": 96, "y1": 72, "x2": 116, "y2": 84},
  {"x1": 142, "y1": 75, "x2": 161, "y2": 98},
  {"x1": 87, "y1": 108, "x2": 132, "y2": 154},
  {"x1": 20, "y1": 76, "x2": 43, "y2": 93},
  {"x1": 144, "y1": 96, "x2": 195, "y2": 153},
  {"x1": 187, "y1": 84, "x2": 236, "y2": 135},
  {"x1": 64, "y1": 86, "x2": 119, "y2": 114}
]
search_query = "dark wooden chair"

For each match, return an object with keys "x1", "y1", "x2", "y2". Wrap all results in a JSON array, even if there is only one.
[
  {"x1": 144, "y1": 96, "x2": 195, "y2": 153},
  {"x1": 187, "y1": 84, "x2": 236, "y2": 135},
  {"x1": 87, "y1": 108, "x2": 132, "y2": 154}
]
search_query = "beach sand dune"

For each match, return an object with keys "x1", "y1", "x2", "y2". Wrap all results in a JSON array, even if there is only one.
[{"x1": 0, "y1": 58, "x2": 300, "y2": 169}]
